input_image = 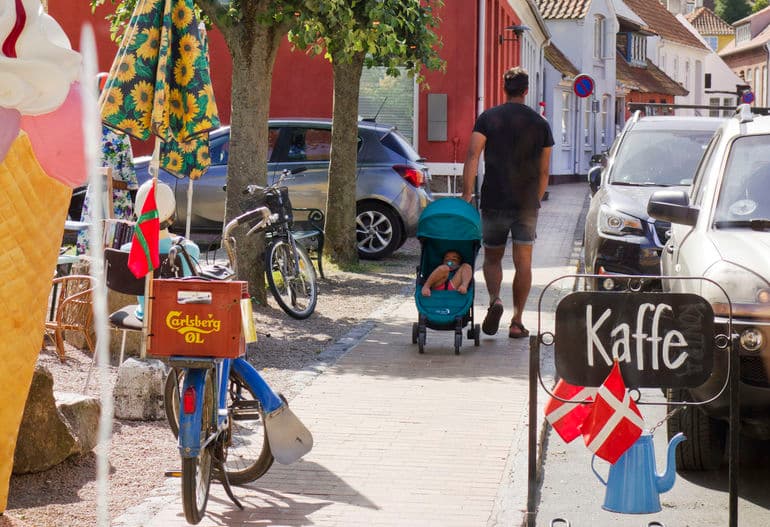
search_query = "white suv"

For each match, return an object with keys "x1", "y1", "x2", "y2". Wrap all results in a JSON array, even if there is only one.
[{"x1": 648, "y1": 105, "x2": 770, "y2": 470}]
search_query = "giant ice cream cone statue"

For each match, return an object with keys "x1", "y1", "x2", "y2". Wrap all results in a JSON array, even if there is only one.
[{"x1": 0, "y1": 0, "x2": 86, "y2": 511}]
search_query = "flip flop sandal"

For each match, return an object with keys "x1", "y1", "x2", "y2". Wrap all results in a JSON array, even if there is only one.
[
  {"x1": 482, "y1": 301, "x2": 504, "y2": 335},
  {"x1": 509, "y1": 321, "x2": 529, "y2": 339}
]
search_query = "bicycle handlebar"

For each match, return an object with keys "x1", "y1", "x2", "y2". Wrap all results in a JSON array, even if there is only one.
[{"x1": 222, "y1": 206, "x2": 271, "y2": 275}]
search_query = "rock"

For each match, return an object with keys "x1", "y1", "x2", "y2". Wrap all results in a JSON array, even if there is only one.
[
  {"x1": 13, "y1": 365, "x2": 101, "y2": 474},
  {"x1": 55, "y1": 392, "x2": 100, "y2": 453},
  {"x1": 113, "y1": 358, "x2": 167, "y2": 421}
]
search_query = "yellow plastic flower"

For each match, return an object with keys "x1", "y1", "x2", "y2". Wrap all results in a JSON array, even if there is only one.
[
  {"x1": 173, "y1": 57, "x2": 194, "y2": 87},
  {"x1": 116, "y1": 118, "x2": 143, "y2": 138},
  {"x1": 137, "y1": 27, "x2": 160, "y2": 61},
  {"x1": 178, "y1": 34, "x2": 201, "y2": 64},
  {"x1": 116, "y1": 55, "x2": 136, "y2": 83},
  {"x1": 101, "y1": 88, "x2": 124, "y2": 117},
  {"x1": 165, "y1": 151, "x2": 183, "y2": 172},
  {"x1": 130, "y1": 81, "x2": 153, "y2": 115},
  {"x1": 169, "y1": 89, "x2": 184, "y2": 120},
  {"x1": 172, "y1": 3, "x2": 193, "y2": 30}
]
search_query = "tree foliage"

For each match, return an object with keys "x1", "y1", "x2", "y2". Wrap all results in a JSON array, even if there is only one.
[
  {"x1": 289, "y1": 0, "x2": 444, "y2": 265},
  {"x1": 753, "y1": 0, "x2": 769, "y2": 13},
  {"x1": 715, "y1": 0, "x2": 751, "y2": 23}
]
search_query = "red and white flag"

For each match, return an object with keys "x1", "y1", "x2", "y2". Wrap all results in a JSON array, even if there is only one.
[
  {"x1": 127, "y1": 183, "x2": 160, "y2": 278},
  {"x1": 544, "y1": 379, "x2": 596, "y2": 443},
  {"x1": 580, "y1": 361, "x2": 645, "y2": 463}
]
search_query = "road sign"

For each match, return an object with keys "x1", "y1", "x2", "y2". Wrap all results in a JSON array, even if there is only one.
[
  {"x1": 573, "y1": 74, "x2": 595, "y2": 98},
  {"x1": 742, "y1": 90, "x2": 755, "y2": 104}
]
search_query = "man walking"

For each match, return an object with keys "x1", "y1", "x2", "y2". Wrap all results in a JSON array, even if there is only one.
[{"x1": 461, "y1": 67, "x2": 554, "y2": 338}]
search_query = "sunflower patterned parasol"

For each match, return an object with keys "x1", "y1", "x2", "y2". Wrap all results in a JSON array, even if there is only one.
[{"x1": 100, "y1": 0, "x2": 219, "y2": 179}]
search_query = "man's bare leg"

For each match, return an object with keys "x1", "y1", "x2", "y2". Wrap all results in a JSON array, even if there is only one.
[
  {"x1": 482, "y1": 245, "x2": 505, "y2": 334},
  {"x1": 510, "y1": 243, "x2": 533, "y2": 336}
]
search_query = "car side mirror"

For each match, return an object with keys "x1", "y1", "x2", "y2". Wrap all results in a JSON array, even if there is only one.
[
  {"x1": 587, "y1": 165, "x2": 602, "y2": 195},
  {"x1": 647, "y1": 189, "x2": 699, "y2": 226},
  {"x1": 590, "y1": 152, "x2": 607, "y2": 167}
]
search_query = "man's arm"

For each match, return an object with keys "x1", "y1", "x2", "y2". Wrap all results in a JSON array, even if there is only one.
[
  {"x1": 461, "y1": 131, "x2": 486, "y2": 202},
  {"x1": 538, "y1": 146, "x2": 552, "y2": 201}
]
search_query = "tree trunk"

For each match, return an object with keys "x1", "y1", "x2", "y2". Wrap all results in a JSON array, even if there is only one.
[
  {"x1": 222, "y1": 20, "x2": 285, "y2": 304},
  {"x1": 326, "y1": 52, "x2": 365, "y2": 266}
]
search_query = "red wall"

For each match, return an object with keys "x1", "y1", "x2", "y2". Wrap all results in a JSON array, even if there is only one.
[
  {"x1": 625, "y1": 92, "x2": 675, "y2": 119},
  {"x1": 51, "y1": 1, "x2": 526, "y2": 165}
]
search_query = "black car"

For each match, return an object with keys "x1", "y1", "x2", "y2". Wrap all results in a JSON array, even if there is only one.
[{"x1": 583, "y1": 113, "x2": 723, "y2": 291}]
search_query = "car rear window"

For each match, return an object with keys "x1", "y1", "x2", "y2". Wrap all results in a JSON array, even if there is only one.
[
  {"x1": 609, "y1": 129, "x2": 714, "y2": 186},
  {"x1": 380, "y1": 129, "x2": 421, "y2": 162}
]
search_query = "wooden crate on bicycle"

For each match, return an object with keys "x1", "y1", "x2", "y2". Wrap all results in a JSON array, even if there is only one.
[{"x1": 149, "y1": 279, "x2": 246, "y2": 358}]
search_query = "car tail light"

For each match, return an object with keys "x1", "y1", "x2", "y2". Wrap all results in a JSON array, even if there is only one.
[
  {"x1": 393, "y1": 165, "x2": 424, "y2": 187},
  {"x1": 183, "y1": 386, "x2": 196, "y2": 414}
]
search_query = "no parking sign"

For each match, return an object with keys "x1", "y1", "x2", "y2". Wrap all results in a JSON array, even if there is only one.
[{"x1": 573, "y1": 74, "x2": 595, "y2": 98}]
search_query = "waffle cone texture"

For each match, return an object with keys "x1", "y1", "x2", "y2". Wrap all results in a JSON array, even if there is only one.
[{"x1": 0, "y1": 132, "x2": 71, "y2": 510}]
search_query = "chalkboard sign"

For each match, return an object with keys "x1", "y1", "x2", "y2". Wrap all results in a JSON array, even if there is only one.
[{"x1": 555, "y1": 292, "x2": 714, "y2": 388}]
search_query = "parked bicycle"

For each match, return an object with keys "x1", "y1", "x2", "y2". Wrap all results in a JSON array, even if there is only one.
[{"x1": 156, "y1": 205, "x2": 313, "y2": 525}]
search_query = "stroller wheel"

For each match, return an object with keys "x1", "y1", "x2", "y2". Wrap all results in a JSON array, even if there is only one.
[
  {"x1": 473, "y1": 324, "x2": 480, "y2": 346},
  {"x1": 418, "y1": 329, "x2": 426, "y2": 354},
  {"x1": 411, "y1": 322, "x2": 418, "y2": 344},
  {"x1": 454, "y1": 330, "x2": 462, "y2": 355}
]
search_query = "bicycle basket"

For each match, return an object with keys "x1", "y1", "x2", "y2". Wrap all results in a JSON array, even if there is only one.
[
  {"x1": 148, "y1": 279, "x2": 246, "y2": 358},
  {"x1": 243, "y1": 186, "x2": 293, "y2": 225}
]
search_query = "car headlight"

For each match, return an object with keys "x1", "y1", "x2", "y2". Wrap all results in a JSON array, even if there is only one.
[
  {"x1": 701, "y1": 261, "x2": 770, "y2": 317},
  {"x1": 598, "y1": 205, "x2": 645, "y2": 236}
]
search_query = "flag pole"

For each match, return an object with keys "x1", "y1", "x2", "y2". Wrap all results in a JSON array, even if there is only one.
[{"x1": 140, "y1": 138, "x2": 161, "y2": 358}]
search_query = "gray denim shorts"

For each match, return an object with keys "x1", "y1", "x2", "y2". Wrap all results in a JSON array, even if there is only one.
[{"x1": 481, "y1": 208, "x2": 539, "y2": 248}]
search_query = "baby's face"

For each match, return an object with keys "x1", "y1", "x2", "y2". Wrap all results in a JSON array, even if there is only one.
[{"x1": 444, "y1": 252, "x2": 462, "y2": 268}]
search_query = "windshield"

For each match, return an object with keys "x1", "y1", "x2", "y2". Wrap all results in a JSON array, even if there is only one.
[
  {"x1": 714, "y1": 134, "x2": 770, "y2": 227},
  {"x1": 609, "y1": 129, "x2": 714, "y2": 186}
]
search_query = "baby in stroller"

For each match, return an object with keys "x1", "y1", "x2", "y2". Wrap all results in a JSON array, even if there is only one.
[{"x1": 421, "y1": 250, "x2": 473, "y2": 296}]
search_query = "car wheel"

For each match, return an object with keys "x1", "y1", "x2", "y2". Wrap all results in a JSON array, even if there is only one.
[
  {"x1": 356, "y1": 201, "x2": 403, "y2": 260},
  {"x1": 666, "y1": 388, "x2": 726, "y2": 471}
]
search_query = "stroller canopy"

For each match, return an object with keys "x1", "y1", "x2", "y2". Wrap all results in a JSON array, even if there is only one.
[{"x1": 417, "y1": 197, "x2": 481, "y2": 241}]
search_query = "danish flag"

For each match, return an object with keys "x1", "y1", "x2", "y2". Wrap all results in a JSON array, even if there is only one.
[
  {"x1": 580, "y1": 361, "x2": 645, "y2": 463},
  {"x1": 544, "y1": 379, "x2": 596, "y2": 443}
]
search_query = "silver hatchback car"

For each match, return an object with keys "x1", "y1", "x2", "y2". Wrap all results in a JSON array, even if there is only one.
[
  {"x1": 648, "y1": 105, "x2": 770, "y2": 470},
  {"x1": 135, "y1": 118, "x2": 433, "y2": 259}
]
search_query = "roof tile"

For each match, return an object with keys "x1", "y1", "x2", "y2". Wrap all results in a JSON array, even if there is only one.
[
  {"x1": 536, "y1": 0, "x2": 592, "y2": 20},
  {"x1": 685, "y1": 6, "x2": 734, "y2": 36},
  {"x1": 623, "y1": 0, "x2": 708, "y2": 50},
  {"x1": 544, "y1": 42, "x2": 580, "y2": 77},
  {"x1": 616, "y1": 51, "x2": 688, "y2": 96}
]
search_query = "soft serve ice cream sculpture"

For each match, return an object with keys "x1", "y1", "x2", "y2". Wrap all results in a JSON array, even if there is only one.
[{"x1": 0, "y1": 0, "x2": 88, "y2": 510}]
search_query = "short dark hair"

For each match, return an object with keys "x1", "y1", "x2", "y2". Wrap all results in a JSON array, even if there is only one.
[{"x1": 503, "y1": 67, "x2": 529, "y2": 97}]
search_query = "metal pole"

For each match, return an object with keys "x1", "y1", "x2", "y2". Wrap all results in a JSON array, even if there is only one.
[
  {"x1": 526, "y1": 334, "x2": 539, "y2": 527},
  {"x1": 728, "y1": 333, "x2": 741, "y2": 527}
]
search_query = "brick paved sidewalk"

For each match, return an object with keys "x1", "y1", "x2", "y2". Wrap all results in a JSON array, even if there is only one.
[{"x1": 117, "y1": 183, "x2": 589, "y2": 527}]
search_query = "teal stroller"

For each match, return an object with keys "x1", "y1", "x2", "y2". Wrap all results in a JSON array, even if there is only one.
[{"x1": 412, "y1": 197, "x2": 482, "y2": 354}]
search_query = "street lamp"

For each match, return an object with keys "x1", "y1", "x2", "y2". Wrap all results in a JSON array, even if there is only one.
[{"x1": 498, "y1": 24, "x2": 531, "y2": 45}]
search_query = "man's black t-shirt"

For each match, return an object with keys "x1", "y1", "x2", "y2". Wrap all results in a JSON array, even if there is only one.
[{"x1": 473, "y1": 102, "x2": 555, "y2": 210}]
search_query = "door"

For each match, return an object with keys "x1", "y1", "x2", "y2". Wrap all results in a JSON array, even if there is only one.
[{"x1": 270, "y1": 126, "x2": 332, "y2": 213}]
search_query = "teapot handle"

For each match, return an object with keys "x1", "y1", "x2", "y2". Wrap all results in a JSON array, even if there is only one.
[{"x1": 590, "y1": 454, "x2": 607, "y2": 486}]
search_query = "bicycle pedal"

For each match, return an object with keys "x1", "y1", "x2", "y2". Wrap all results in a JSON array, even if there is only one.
[{"x1": 164, "y1": 470, "x2": 182, "y2": 478}]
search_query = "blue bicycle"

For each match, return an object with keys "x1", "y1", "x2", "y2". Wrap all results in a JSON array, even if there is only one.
[{"x1": 158, "y1": 205, "x2": 313, "y2": 524}]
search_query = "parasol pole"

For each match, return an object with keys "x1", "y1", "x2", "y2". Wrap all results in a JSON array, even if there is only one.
[
  {"x1": 185, "y1": 177, "x2": 193, "y2": 240},
  {"x1": 140, "y1": 139, "x2": 162, "y2": 358},
  {"x1": 81, "y1": 24, "x2": 113, "y2": 527}
]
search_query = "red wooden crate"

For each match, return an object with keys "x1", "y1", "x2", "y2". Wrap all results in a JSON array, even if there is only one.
[{"x1": 149, "y1": 279, "x2": 246, "y2": 358}]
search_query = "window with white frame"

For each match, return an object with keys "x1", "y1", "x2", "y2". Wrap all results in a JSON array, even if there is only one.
[
  {"x1": 709, "y1": 97, "x2": 720, "y2": 117},
  {"x1": 723, "y1": 97, "x2": 733, "y2": 117},
  {"x1": 601, "y1": 95, "x2": 610, "y2": 146},
  {"x1": 561, "y1": 91, "x2": 571, "y2": 145},
  {"x1": 628, "y1": 33, "x2": 647, "y2": 66},
  {"x1": 673, "y1": 57, "x2": 679, "y2": 82},
  {"x1": 660, "y1": 54, "x2": 666, "y2": 71},
  {"x1": 705, "y1": 36, "x2": 718, "y2": 51},
  {"x1": 594, "y1": 15, "x2": 605, "y2": 59},
  {"x1": 685, "y1": 61, "x2": 690, "y2": 89},
  {"x1": 747, "y1": 68, "x2": 754, "y2": 89},
  {"x1": 736, "y1": 24, "x2": 751, "y2": 44}
]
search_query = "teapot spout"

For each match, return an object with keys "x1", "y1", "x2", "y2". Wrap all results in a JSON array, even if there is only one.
[{"x1": 656, "y1": 432, "x2": 686, "y2": 493}]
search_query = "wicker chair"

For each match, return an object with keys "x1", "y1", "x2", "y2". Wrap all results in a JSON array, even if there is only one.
[{"x1": 45, "y1": 274, "x2": 96, "y2": 361}]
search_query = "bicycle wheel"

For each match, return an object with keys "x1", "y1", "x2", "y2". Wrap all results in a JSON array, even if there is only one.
[
  {"x1": 223, "y1": 369, "x2": 274, "y2": 484},
  {"x1": 165, "y1": 368, "x2": 274, "y2": 484},
  {"x1": 265, "y1": 239, "x2": 317, "y2": 319},
  {"x1": 181, "y1": 369, "x2": 215, "y2": 525},
  {"x1": 164, "y1": 367, "x2": 182, "y2": 437}
]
